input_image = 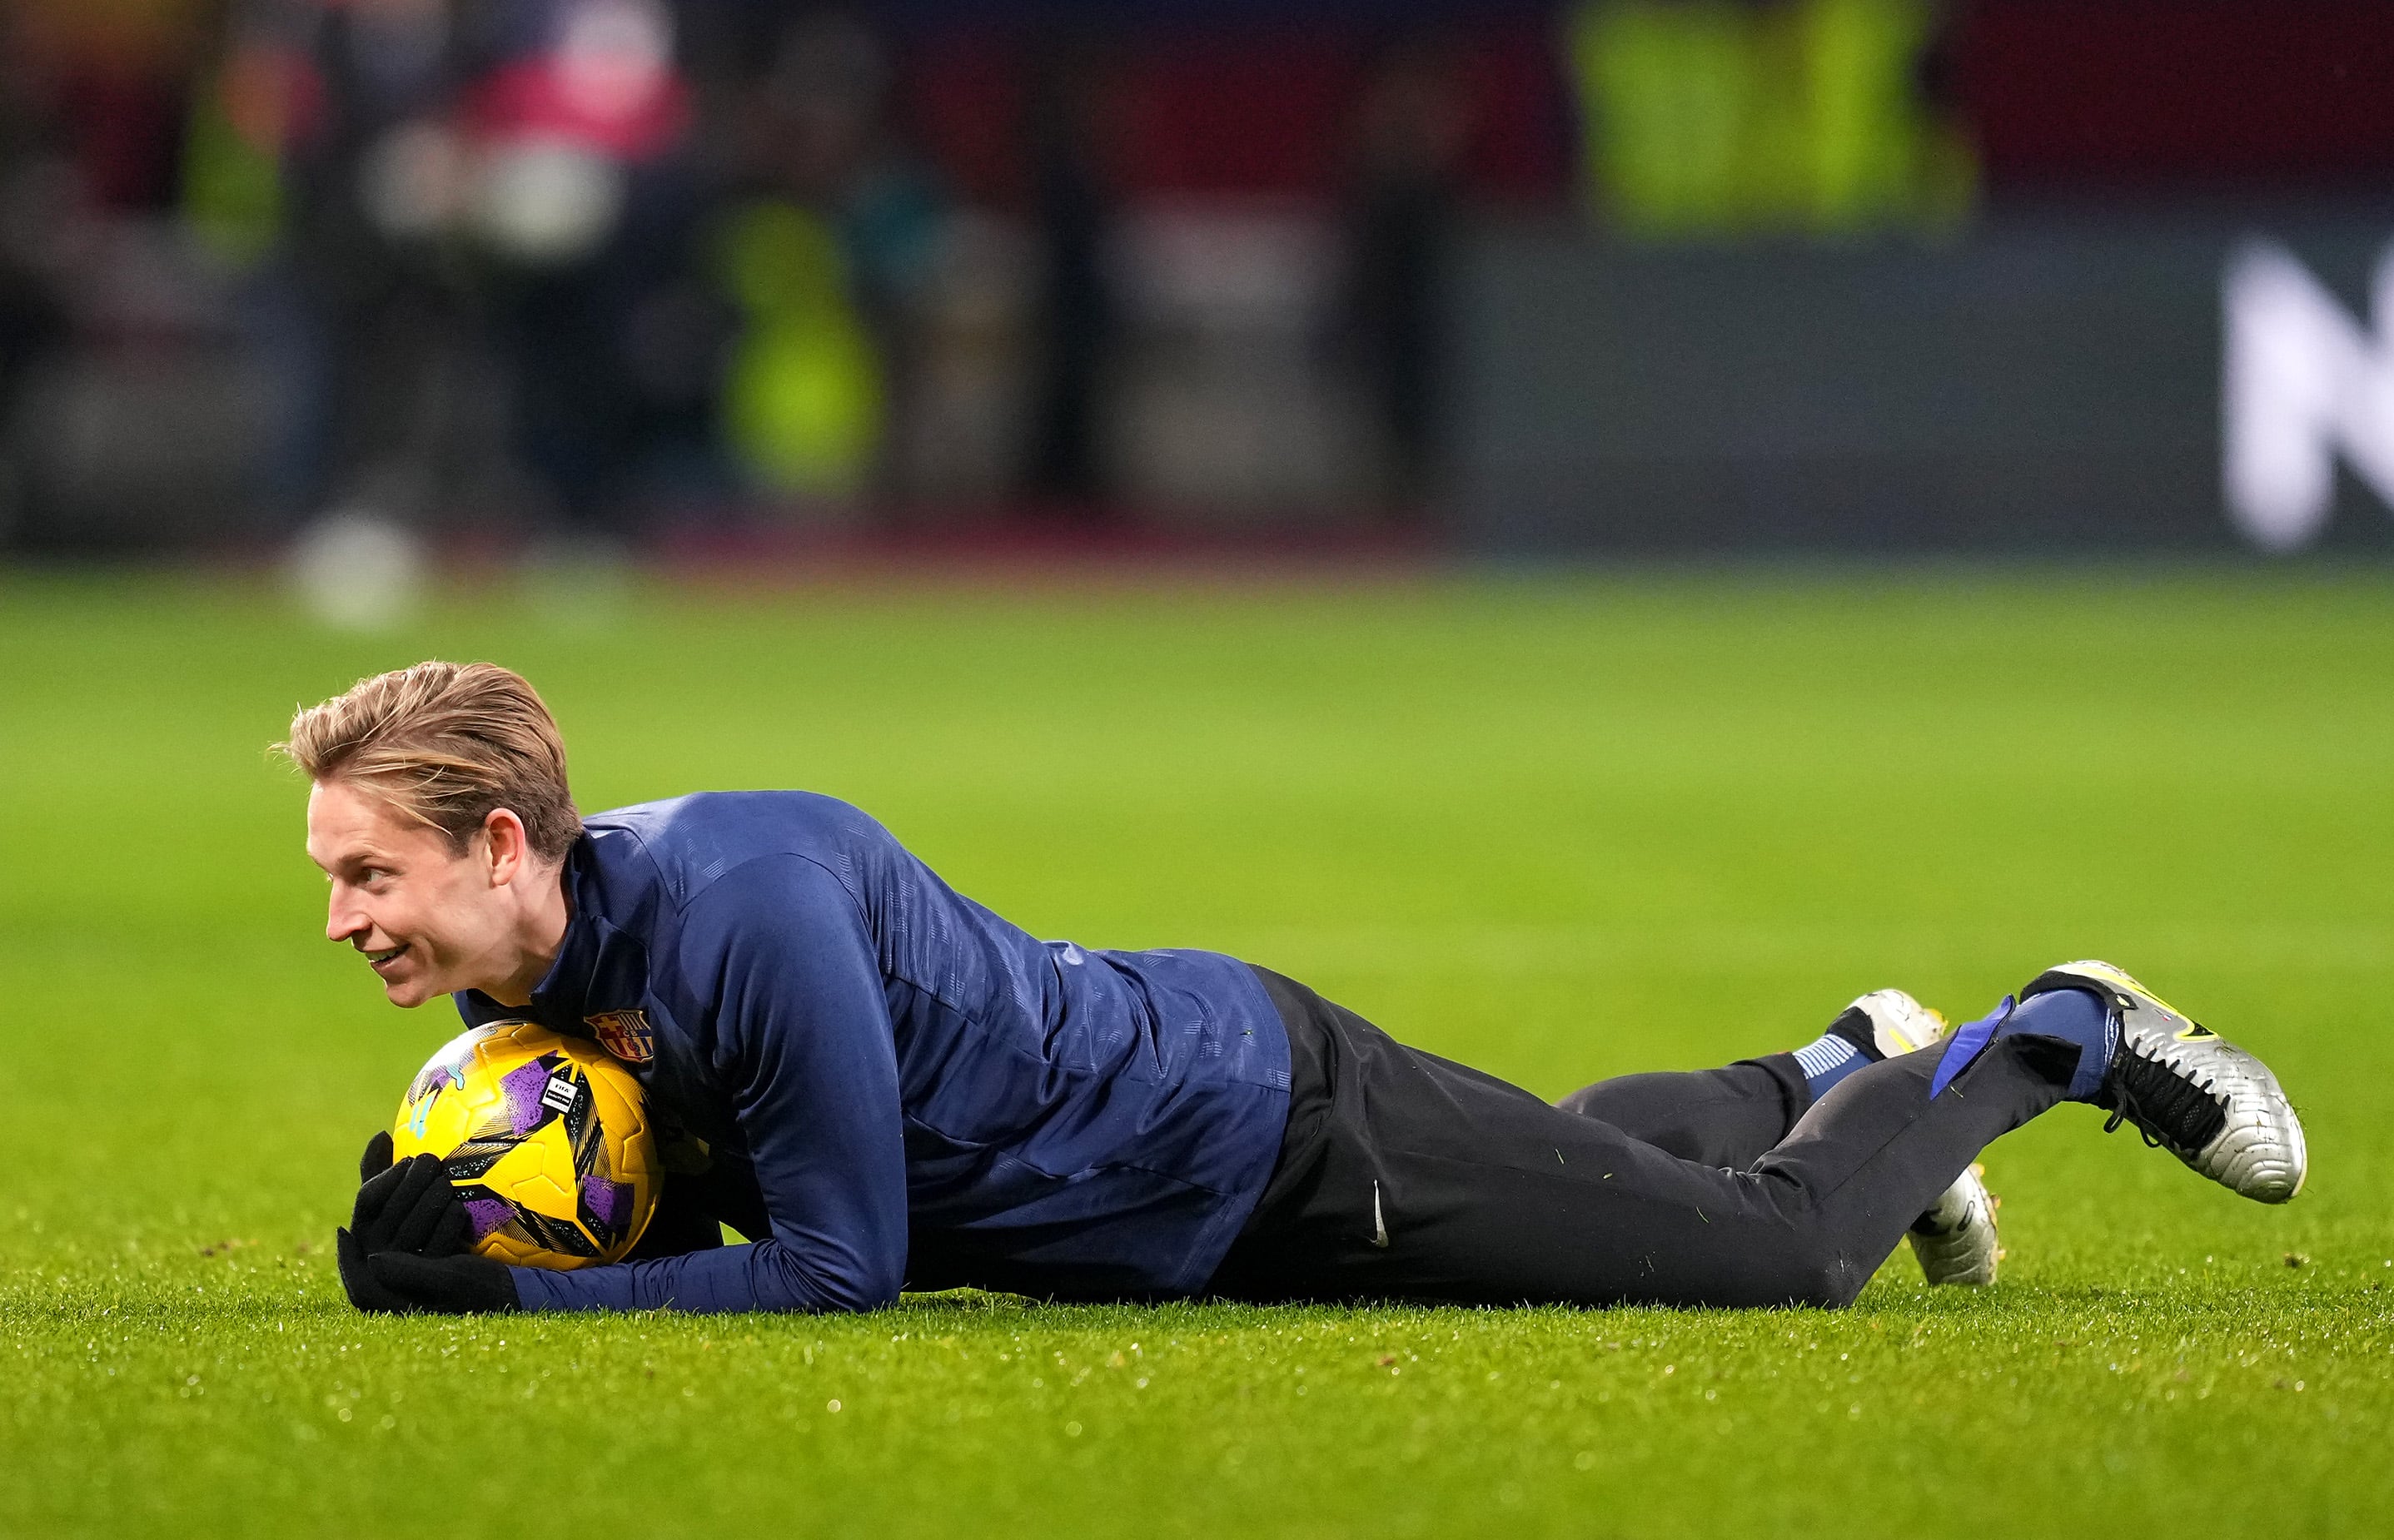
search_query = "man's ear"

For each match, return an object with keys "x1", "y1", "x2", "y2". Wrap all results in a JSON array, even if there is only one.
[{"x1": 481, "y1": 807, "x2": 531, "y2": 884}]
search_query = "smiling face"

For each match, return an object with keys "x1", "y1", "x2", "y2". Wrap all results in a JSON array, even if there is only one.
[{"x1": 306, "y1": 778, "x2": 550, "y2": 1007}]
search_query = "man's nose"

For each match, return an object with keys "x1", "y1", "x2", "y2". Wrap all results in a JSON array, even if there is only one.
[{"x1": 326, "y1": 890, "x2": 369, "y2": 944}]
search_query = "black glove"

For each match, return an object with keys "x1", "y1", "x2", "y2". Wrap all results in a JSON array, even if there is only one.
[
  {"x1": 365, "y1": 1249, "x2": 520, "y2": 1314},
  {"x1": 347, "y1": 1134, "x2": 471, "y2": 1250},
  {"x1": 336, "y1": 1132, "x2": 486, "y2": 1313}
]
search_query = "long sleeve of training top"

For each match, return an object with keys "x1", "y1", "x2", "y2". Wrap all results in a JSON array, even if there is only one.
[{"x1": 506, "y1": 855, "x2": 908, "y2": 1314}]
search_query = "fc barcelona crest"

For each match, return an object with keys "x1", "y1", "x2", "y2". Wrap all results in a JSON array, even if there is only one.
[{"x1": 585, "y1": 1009, "x2": 656, "y2": 1064}]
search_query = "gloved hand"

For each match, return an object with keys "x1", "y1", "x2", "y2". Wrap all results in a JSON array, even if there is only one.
[
  {"x1": 346, "y1": 1132, "x2": 470, "y2": 1251},
  {"x1": 365, "y1": 1250, "x2": 520, "y2": 1314},
  {"x1": 335, "y1": 1132, "x2": 515, "y2": 1313}
]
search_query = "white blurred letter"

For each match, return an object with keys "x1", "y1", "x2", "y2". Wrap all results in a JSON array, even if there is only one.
[{"x1": 2223, "y1": 239, "x2": 2394, "y2": 551}]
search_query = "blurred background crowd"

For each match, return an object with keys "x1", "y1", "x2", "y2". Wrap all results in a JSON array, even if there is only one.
[{"x1": 2, "y1": 0, "x2": 2391, "y2": 556}]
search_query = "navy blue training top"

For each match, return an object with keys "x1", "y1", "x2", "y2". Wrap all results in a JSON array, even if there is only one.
[{"x1": 453, "y1": 792, "x2": 1292, "y2": 1314}]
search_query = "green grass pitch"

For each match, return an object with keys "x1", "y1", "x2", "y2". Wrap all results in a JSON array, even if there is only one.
[{"x1": 3, "y1": 565, "x2": 2392, "y2": 1538}]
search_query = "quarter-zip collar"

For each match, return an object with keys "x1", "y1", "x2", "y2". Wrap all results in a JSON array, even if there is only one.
[{"x1": 457, "y1": 836, "x2": 650, "y2": 1036}]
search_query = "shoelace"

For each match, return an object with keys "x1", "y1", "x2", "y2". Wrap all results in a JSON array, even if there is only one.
[{"x1": 2101, "y1": 1040, "x2": 2229, "y2": 1155}]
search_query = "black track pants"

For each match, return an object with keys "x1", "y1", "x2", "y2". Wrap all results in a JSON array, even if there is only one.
[{"x1": 1207, "y1": 967, "x2": 2072, "y2": 1309}]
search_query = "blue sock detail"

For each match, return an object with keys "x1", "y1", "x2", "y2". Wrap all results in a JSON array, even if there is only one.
[
  {"x1": 2010, "y1": 986, "x2": 2116, "y2": 1100},
  {"x1": 1793, "y1": 1032, "x2": 1868, "y2": 1099},
  {"x1": 1928, "y1": 987, "x2": 2116, "y2": 1101},
  {"x1": 1929, "y1": 996, "x2": 2012, "y2": 1097}
]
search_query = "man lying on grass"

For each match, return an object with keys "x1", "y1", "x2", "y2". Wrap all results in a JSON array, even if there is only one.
[{"x1": 288, "y1": 662, "x2": 2307, "y2": 1317}]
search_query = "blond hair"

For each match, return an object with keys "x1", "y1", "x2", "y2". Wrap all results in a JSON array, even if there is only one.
[{"x1": 278, "y1": 662, "x2": 582, "y2": 861}]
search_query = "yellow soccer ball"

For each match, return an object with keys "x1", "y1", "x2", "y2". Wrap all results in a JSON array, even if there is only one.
[{"x1": 391, "y1": 1020, "x2": 659, "y2": 1269}]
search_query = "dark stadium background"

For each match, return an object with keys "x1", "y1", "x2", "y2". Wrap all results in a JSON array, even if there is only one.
[{"x1": 3, "y1": 0, "x2": 2392, "y2": 564}]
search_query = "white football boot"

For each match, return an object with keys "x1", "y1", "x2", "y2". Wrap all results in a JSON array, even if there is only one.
[
  {"x1": 2022, "y1": 961, "x2": 2306, "y2": 1204},
  {"x1": 1834, "y1": 989, "x2": 2003, "y2": 1287},
  {"x1": 1839, "y1": 987, "x2": 1950, "y2": 1060},
  {"x1": 1905, "y1": 1163, "x2": 2001, "y2": 1288}
]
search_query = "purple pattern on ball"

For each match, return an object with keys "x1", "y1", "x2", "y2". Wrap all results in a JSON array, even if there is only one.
[
  {"x1": 497, "y1": 1060, "x2": 551, "y2": 1135},
  {"x1": 581, "y1": 1175, "x2": 630, "y2": 1232},
  {"x1": 463, "y1": 1198, "x2": 513, "y2": 1240}
]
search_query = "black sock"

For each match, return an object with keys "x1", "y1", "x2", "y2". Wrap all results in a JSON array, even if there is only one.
[
  {"x1": 1825, "y1": 1006, "x2": 1887, "y2": 1061},
  {"x1": 1793, "y1": 1007, "x2": 1888, "y2": 1099}
]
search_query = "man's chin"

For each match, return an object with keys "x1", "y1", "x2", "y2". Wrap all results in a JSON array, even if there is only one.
[{"x1": 377, "y1": 973, "x2": 439, "y2": 1008}]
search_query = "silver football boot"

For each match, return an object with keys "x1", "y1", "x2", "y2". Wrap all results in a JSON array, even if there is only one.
[
  {"x1": 1906, "y1": 1164, "x2": 2001, "y2": 1288},
  {"x1": 2022, "y1": 961, "x2": 2307, "y2": 1204},
  {"x1": 1836, "y1": 989, "x2": 2003, "y2": 1286}
]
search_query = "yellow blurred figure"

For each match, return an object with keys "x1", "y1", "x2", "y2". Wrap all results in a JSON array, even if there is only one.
[
  {"x1": 1793, "y1": 0, "x2": 1973, "y2": 234},
  {"x1": 182, "y1": 52, "x2": 288, "y2": 268},
  {"x1": 1570, "y1": 0, "x2": 1763, "y2": 236},
  {"x1": 1566, "y1": 0, "x2": 1976, "y2": 239},
  {"x1": 719, "y1": 201, "x2": 883, "y2": 499}
]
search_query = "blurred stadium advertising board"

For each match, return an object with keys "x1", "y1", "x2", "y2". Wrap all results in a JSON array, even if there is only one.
[{"x1": 1457, "y1": 218, "x2": 2394, "y2": 555}]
